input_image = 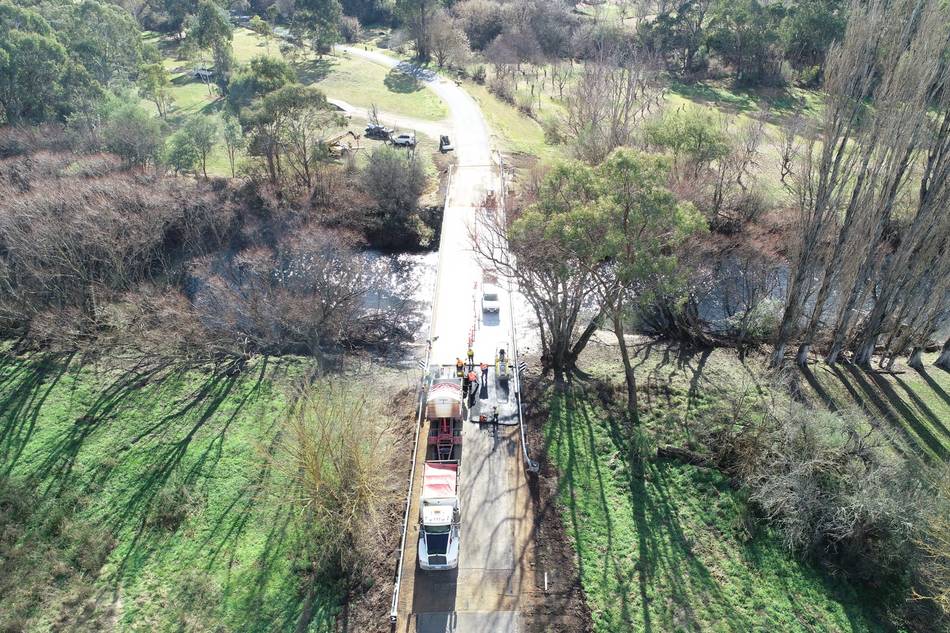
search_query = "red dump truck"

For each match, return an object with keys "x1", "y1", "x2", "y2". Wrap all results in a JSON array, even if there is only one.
[{"x1": 418, "y1": 375, "x2": 463, "y2": 571}]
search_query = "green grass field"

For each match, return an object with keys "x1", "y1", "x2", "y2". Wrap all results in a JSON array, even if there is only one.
[
  {"x1": 299, "y1": 51, "x2": 449, "y2": 121},
  {"x1": 142, "y1": 29, "x2": 449, "y2": 176},
  {"x1": 0, "y1": 353, "x2": 340, "y2": 632},
  {"x1": 541, "y1": 342, "x2": 950, "y2": 632}
]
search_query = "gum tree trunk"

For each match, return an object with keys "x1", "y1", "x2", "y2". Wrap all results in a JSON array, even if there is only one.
[
  {"x1": 612, "y1": 312, "x2": 639, "y2": 424},
  {"x1": 936, "y1": 338, "x2": 950, "y2": 370},
  {"x1": 908, "y1": 346, "x2": 924, "y2": 370}
]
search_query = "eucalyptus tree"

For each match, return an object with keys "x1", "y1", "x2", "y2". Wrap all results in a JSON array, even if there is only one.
[
  {"x1": 475, "y1": 149, "x2": 704, "y2": 400},
  {"x1": 188, "y1": 0, "x2": 234, "y2": 93},
  {"x1": 563, "y1": 149, "x2": 703, "y2": 419}
]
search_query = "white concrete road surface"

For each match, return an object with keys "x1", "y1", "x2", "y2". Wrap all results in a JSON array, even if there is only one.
[{"x1": 336, "y1": 46, "x2": 531, "y2": 633}]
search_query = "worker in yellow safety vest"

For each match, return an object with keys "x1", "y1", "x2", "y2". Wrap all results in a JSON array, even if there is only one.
[{"x1": 496, "y1": 348, "x2": 508, "y2": 376}]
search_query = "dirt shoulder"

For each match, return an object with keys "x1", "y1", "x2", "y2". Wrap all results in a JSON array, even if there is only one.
[{"x1": 339, "y1": 380, "x2": 420, "y2": 633}]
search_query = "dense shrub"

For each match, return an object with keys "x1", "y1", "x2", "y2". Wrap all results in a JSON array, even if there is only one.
[
  {"x1": 341, "y1": 0, "x2": 394, "y2": 25},
  {"x1": 0, "y1": 133, "x2": 427, "y2": 359},
  {"x1": 702, "y1": 391, "x2": 928, "y2": 585},
  {"x1": 541, "y1": 115, "x2": 563, "y2": 145},
  {"x1": 488, "y1": 76, "x2": 514, "y2": 104},
  {"x1": 340, "y1": 15, "x2": 363, "y2": 43},
  {"x1": 454, "y1": 0, "x2": 507, "y2": 51},
  {"x1": 361, "y1": 145, "x2": 429, "y2": 249},
  {"x1": 472, "y1": 64, "x2": 487, "y2": 84}
]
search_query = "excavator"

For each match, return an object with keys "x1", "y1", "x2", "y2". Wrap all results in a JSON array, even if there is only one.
[{"x1": 325, "y1": 130, "x2": 362, "y2": 158}]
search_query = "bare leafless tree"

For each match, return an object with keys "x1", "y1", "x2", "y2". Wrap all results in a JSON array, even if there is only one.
[
  {"x1": 564, "y1": 36, "x2": 663, "y2": 164},
  {"x1": 710, "y1": 114, "x2": 765, "y2": 223},
  {"x1": 429, "y1": 9, "x2": 470, "y2": 69},
  {"x1": 772, "y1": 0, "x2": 949, "y2": 367},
  {"x1": 718, "y1": 246, "x2": 783, "y2": 358},
  {"x1": 548, "y1": 60, "x2": 574, "y2": 100},
  {"x1": 192, "y1": 227, "x2": 419, "y2": 358},
  {"x1": 778, "y1": 117, "x2": 803, "y2": 187}
]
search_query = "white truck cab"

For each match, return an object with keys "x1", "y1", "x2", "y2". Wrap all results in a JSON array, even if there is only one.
[{"x1": 418, "y1": 462, "x2": 460, "y2": 570}]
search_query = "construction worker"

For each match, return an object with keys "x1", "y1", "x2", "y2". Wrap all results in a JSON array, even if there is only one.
[
  {"x1": 497, "y1": 348, "x2": 508, "y2": 377},
  {"x1": 466, "y1": 347, "x2": 475, "y2": 370},
  {"x1": 467, "y1": 370, "x2": 479, "y2": 406},
  {"x1": 480, "y1": 361, "x2": 488, "y2": 382},
  {"x1": 456, "y1": 357, "x2": 465, "y2": 378},
  {"x1": 492, "y1": 405, "x2": 499, "y2": 434}
]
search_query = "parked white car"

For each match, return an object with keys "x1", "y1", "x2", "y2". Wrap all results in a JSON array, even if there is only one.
[
  {"x1": 392, "y1": 132, "x2": 417, "y2": 147},
  {"x1": 481, "y1": 284, "x2": 500, "y2": 313}
]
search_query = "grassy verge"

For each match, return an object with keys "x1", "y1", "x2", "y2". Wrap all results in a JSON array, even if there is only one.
[
  {"x1": 300, "y1": 52, "x2": 448, "y2": 121},
  {"x1": 538, "y1": 342, "x2": 929, "y2": 632},
  {"x1": 0, "y1": 353, "x2": 336, "y2": 631},
  {"x1": 462, "y1": 80, "x2": 567, "y2": 163}
]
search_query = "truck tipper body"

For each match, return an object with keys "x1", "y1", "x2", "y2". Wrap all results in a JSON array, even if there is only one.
[{"x1": 418, "y1": 374, "x2": 463, "y2": 571}]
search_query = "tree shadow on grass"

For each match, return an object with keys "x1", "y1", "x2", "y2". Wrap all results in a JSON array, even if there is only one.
[
  {"x1": 0, "y1": 352, "x2": 75, "y2": 477},
  {"x1": 681, "y1": 347, "x2": 711, "y2": 433},
  {"x1": 293, "y1": 57, "x2": 335, "y2": 84},
  {"x1": 799, "y1": 364, "x2": 840, "y2": 413},
  {"x1": 828, "y1": 363, "x2": 946, "y2": 460},
  {"x1": 633, "y1": 457, "x2": 752, "y2": 633},
  {"x1": 114, "y1": 369, "x2": 241, "y2": 530},
  {"x1": 384, "y1": 68, "x2": 423, "y2": 93},
  {"x1": 742, "y1": 528, "x2": 886, "y2": 632},
  {"x1": 32, "y1": 358, "x2": 178, "y2": 495},
  {"x1": 556, "y1": 384, "x2": 748, "y2": 632},
  {"x1": 911, "y1": 367, "x2": 950, "y2": 408},
  {"x1": 0, "y1": 353, "x2": 317, "y2": 629},
  {"x1": 181, "y1": 358, "x2": 272, "y2": 489},
  {"x1": 891, "y1": 373, "x2": 950, "y2": 444},
  {"x1": 107, "y1": 366, "x2": 281, "y2": 590},
  {"x1": 846, "y1": 364, "x2": 948, "y2": 460},
  {"x1": 553, "y1": 386, "x2": 633, "y2": 629},
  {"x1": 669, "y1": 81, "x2": 759, "y2": 113},
  {"x1": 215, "y1": 497, "x2": 335, "y2": 633},
  {"x1": 171, "y1": 72, "x2": 197, "y2": 87}
]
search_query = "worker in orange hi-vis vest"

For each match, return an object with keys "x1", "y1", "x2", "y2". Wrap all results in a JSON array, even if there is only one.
[
  {"x1": 480, "y1": 362, "x2": 488, "y2": 382},
  {"x1": 456, "y1": 357, "x2": 465, "y2": 377}
]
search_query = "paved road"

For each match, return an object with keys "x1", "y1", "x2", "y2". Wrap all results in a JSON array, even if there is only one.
[
  {"x1": 326, "y1": 97, "x2": 449, "y2": 140},
  {"x1": 336, "y1": 46, "x2": 531, "y2": 633}
]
